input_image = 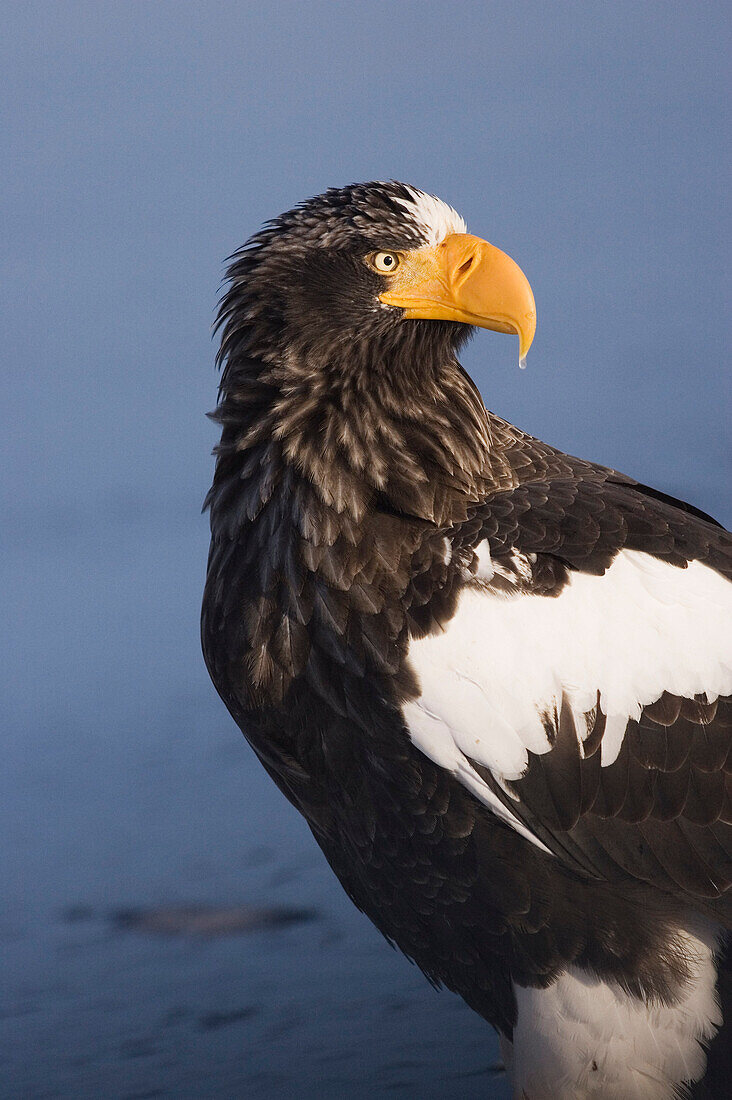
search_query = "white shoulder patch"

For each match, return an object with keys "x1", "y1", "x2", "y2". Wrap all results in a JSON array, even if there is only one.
[
  {"x1": 396, "y1": 186, "x2": 467, "y2": 246},
  {"x1": 402, "y1": 698, "x2": 552, "y2": 852},
  {"x1": 402, "y1": 548, "x2": 732, "y2": 841},
  {"x1": 509, "y1": 930, "x2": 721, "y2": 1099}
]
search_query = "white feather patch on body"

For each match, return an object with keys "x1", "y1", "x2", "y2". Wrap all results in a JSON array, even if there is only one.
[
  {"x1": 509, "y1": 930, "x2": 722, "y2": 1099},
  {"x1": 402, "y1": 699, "x2": 552, "y2": 852},
  {"x1": 403, "y1": 548, "x2": 732, "y2": 837},
  {"x1": 396, "y1": 186, "x2": 467, "y2": 246}
]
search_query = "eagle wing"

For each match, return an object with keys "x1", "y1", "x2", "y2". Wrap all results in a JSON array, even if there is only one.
[{"x1": 403, "y1": 472, "x2": 732, "y2": 912}]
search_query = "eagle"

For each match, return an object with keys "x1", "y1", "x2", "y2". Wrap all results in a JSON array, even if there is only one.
[{"x1": 202, "y1": 181, "x2": 731, "y2": 1099}]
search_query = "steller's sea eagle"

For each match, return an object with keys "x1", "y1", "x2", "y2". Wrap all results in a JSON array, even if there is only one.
[{"x1": 202, "y1": 182, "x2": 731, "y2": 1099}]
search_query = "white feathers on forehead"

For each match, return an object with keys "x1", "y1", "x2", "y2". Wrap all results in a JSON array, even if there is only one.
[{"x1": 396, "y1": 187, "x2": 467, "y2": 246}]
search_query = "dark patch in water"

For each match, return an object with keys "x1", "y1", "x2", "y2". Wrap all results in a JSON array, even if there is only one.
[
  {"x1": 197, "y1": 1007, "x2": 258, "y2": 1030},
  {"x1": 110, "y1": 903, "x2": 318, "y2": 936},
  {"x1": 451, "y1": 1062, "x2": 505, "y2": 1080}
]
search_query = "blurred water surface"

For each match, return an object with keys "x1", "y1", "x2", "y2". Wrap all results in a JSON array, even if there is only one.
[
  {"x1": 2, "y1": 503, "x2": 507, "y2": 1098},
  {"x1": 1, "y1": 3, "x2": 729, "y2": 1098}
]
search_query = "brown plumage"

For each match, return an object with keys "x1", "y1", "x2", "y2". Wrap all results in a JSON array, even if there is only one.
[{"x1": 203, "y1": 182, "x2": 731, "y2": 1098}]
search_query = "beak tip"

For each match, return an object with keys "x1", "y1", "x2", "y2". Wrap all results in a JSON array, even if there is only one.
[{"x1": 519, "y1": 307, "x2": 537, "y2": 363}]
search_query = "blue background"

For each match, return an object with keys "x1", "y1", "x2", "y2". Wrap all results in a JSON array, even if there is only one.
[{"x1": 2, "y1": 3, "x2": 729, "y2": 1097}]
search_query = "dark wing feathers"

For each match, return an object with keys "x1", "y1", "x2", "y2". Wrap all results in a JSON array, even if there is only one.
[
  {"x1": 481, "y1": 691, "x2": 732, "y2": 910},
  {"x1": 447, "y1": 458, "x2": 732, "y2": 914},
  {"x1": 457, "y1": 458, "x2": 732, "y2": 582}
]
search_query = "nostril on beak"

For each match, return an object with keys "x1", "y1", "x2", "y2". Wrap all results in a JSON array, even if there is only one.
[{"x1": 458, "y1": 255, "x2": 474, "y2": 275}]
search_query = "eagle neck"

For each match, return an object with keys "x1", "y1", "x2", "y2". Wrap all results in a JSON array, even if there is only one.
[{"x1": 212, "y1": 341, "x2": 518, "y2": 528}]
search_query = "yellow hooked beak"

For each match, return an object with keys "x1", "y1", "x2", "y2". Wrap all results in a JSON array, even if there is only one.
[{"x1": 379, "y1": 233, "x2": 536, "y2": 364}]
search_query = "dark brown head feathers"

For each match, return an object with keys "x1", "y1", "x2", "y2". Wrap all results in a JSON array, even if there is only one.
[{"x1": 209, "y1": 181, "x2": 514, "y2": 528}]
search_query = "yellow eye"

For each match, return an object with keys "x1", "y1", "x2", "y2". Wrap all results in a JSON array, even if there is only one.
[{"x1": 370, "y1": 251, "x2": 400, "y2": 274}]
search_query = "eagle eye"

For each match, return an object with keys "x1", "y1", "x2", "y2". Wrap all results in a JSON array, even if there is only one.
[{"x1": 369, "y1": 251, "x2": 401, "y2": 274}]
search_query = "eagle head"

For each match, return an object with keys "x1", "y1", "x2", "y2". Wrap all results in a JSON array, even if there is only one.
[{"x1": 217, "y1": 181, "x2": 535, "y2": 374}]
